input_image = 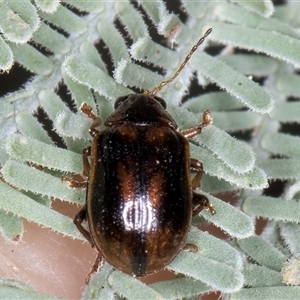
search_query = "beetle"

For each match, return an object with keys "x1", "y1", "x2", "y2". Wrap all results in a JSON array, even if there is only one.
[{"x1": 65, "y1": 28, "x2": 215, "y2": 282}]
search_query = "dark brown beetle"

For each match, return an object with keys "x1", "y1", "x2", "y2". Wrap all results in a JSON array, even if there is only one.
[{"x1": 65, "y1": 28, "x2": 215, "y2": 282}]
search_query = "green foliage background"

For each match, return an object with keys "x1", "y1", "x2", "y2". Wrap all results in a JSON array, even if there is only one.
[{"x1": 1, "y1": 0, "x2": 300, "y2": 299}]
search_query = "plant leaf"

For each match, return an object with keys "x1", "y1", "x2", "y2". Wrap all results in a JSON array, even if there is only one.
[
  {"x1": 209, "y1": 21, "x2": 300, "y2": 68},
  {"x1": 243, "y1": 196, "x2": 300, "y2": 223},
  {"x1": 237, "y1": 235, "x2": 288, "y2": 271},
  {"x1": 191, "y1": 51, "x2": 274, "y2": 113},
  {"x1": 2, "y1": 160, "x2": 85, "y2": 204},
  {"x1": 200, "y1": 192, "x2": 254, "y2": 238},
  {"x1": 0, "y1": 181, "x2": 84, "y2": 240}
]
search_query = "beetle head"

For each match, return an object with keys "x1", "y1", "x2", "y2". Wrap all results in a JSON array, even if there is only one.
[{"x1": 105, "y1": 94, "x2": 177, "y2": 128}]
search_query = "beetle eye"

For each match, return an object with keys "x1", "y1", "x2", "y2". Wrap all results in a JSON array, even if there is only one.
[
  {"x1": 153, "y1": 96, "x2": 167, "y2": 109},
  {"x1": 114, "y1": 95, "x2": 129, "y2": 109}
]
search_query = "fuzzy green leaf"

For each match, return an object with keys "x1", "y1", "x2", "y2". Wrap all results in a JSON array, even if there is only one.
[
  {"x1": 0, "y1": 210, "x2": 23, "y2": 241},
  {"x1": 0, "y1": 35, "x2": 13, "y2": 70},
  {"x1": 0, "y1": 278, "x2": 61, "y2": 299},
  {"x1": 230, "y1": 286, "x2": 300, "y2": 300},
  {"x1": 276, "y1": 73, "x2": 300, "y2": 97},
  {"x1": 0, "y1": 138, "x2": 9, "y2": 166},
  {"x1": 282, "y1": 256, "x2": 300, "y2": 286},
  {"x1": 137, "y1": 0, "x2": 165, "y2": 25},
  {"x1": 16, "y1": 111, "x2": 53, "y2": 145},
  {"x1": 237, "y1": 235, "x2": 288, "y2": 271},
  {"x1": 140, "y1": 0, "x2": 180, "y2": 37},
  {"x1": 209, "y1": 22, "x2": 300, "y2": 69},
  {"x1": 168, "y1": 250, "x2": 243, "y2": 292},
  {"x1": 273, "y1": 3, "x2": 300, "y2": 27},
  {"x1": 243, "y1": 196, "x2": 300, "y2": 223},
  {"x1": 200, "y1": 192, "x2": 254, "y2": 238},
  {"x1": 271, "y1": 102, "x2": 300, "y2": 123},
  {"x1": 108, "y1": 271, "x2": 164, "y2": 300},
  {"x1": 280, "y1": 223, "x2": 300, "y2": 255},
  {"x1": 38, "y1": 89, "x2": 71, "y2": 121},
  {"x1": 219, "y1": 54, "x2": 278, "y2": 77},
  {"x1": 0, "y1": 181, "x2": 84, "y2": 240},
  {"x1": 8, "y1": 42, "x2": 53, "y2": 75},
  {"x1": 32, "y1": 22, "x2": 71, "y2": 54},
  {"x1": 83, "y1": 264, "x2": 114, "y2": 300},
  {"x1": 215, "y1": 3, "x2": 294, "y2": 37},
  {"x1": 63, "y1": 55, "x2": 131, "y2": 101},
  {"x1": 201, "y1": 174, "x2": 237, "y2": 194},
  {"x1": 130, "y1": 37, "x2": 178, "y2": 69},
  {"x1": 196, "y1": 125, "x2": 255, "y2": 173},
  {"x1": 233, "y1": 0, "x2": 274, "y2": 17},
  {"x1": 168, "y1": 106, "x2": 255, "y2": 173},
  {"x1": 212, "y1": 111, "x2": 262, "y2": 132},
  {"x1": 97, "y1": 18, "x2": 129, "y2": 68},
  {"x1": 191, "y1": 51, "x2": 274, "y2": 113},
  {"x1": 7, "y1": 0, "x2": 39, "y2": 33},
  {"x1": 0, "y1": 100, "x2": 15, "y2": 138},
  {"x1": 38, "y1": 89, "x2": 87, "y2": 152},
  {"x1": 115, "y1": 2, "x2": 149, "y2": 41},
  {"x1": 0, "y1": 278, "x2": 32, "y2": 292},
  {"x1": 55, "y1": 111, "x2": 91, "y2": 140},
  {"x1": 115, "y1": 59, "x2": 163, "y2": 91},
  {"x1": 183, "y1": 92, "x2": 244, "y2": 112},
  {"x1": 0, "y1": 2, "x2": 35, "y2": 43},
  {"x1": 79, "y1": 42, "x2": 107, "y2": 73},
  {"x1": 1, "y1": 89, "x2": 36, "y2": 119},
  {"x1": 157, "y1": 13, "x2": 181, "y2": 37},
  {"x1": 62, "y1": 70, "x2": 97, "y2": 112},
  {"x1": 39, "y1": 5, "x2": 87, "y2": 34},
  {"x1": 243, "y1": 263, "x2": 284, "y2": 287},
  {"x1": 182, "y1": 2, "x2": 209, "y2": 20},
  {"x1": 63, "y1": 0, "x2": 104, "y2": 13},
  {"x1": 260, "y1": 221, "x2": 282, "y2": 246},
  {"x1": 285, "y1": 181, "x2": 300, "y2": 201},
  {"x1": 2, "y1": 160, "x2": 85, "y2": 204},
  {"x1": 259, "y1": 158, "x2": 300, "y2": 180},
  {"x1": 6, "y1": 134, "x2": 82, "y2": 173},
  {"x1": 261, "y1": 132, "x2": 300, "y2": 158},
  {"x1": 187, "y1": 227, "x2": 242, "y2": 268},
  {"x1": 150, "y1": 278, "x2": 213, "y2": 299},
  {"x1": 191, "y1": 145, "x2": 267, "y2": 190},
  {"x1": 34, "y1": 0, "x2": 60, "y2": 13}
]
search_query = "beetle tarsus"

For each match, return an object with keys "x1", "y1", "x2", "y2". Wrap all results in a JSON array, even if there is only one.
[
  {"x1": 61, "y1": 175, "x2": 87, "y2": 188},
  {"x1": 183, "y1": 243, "x2": 198, "y2": 253},
  {"x1": 80, "y1": 102, "x2": 102, "y2": 130},
  {"x1": 82, "y1": 146, "x2": 91, "y2": 177},
  {"x1": 190, "y1": 158, "x2": 204, "y2": 190},
  {"x1": 74, "y1": 204, "x2": 94, "y2": 246},
  {"x1": 180, "y1": 109, "x2": 212, "y2": 139},
  {"x1": 85, "y1": 253, "x2": 104, "y2": 284},
  {"x1": 192, "y1": 193, "x2": 215, "y2": 217}
]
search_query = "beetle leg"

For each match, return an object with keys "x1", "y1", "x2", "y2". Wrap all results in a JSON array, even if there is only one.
[
  {"x1": 180, "y1": 110, "x2": 212, "y2": 139},
  {"x1": 62, "y1": 174, "x2": 87, "y2": 188},
  {"x1": 190, "y1": 158, "x2": 203, "y2": 190},
  {"x1": 80, "y1": 102, "x2": 101, "y2": 136},
  {"x1": 183, "y1": 243, "x2": 198, "y2": 253},
  {"x1": 85, "y1": 253, "x2": 104, "y2": 284},
  {"x1": 62, "y1": 146, "x2": 91, "y2": 188},
  {"x1": 190, "y1": 158, "x2": 215, "y2": 215},
  {"x1": 82, "y1": 146, "x2": 91, "y2": 177},
  {"x1": 74, "y1": 204, "x2": 94, "y2": 246},
  {"x1": 192, "y1": 193, "x2": 216, "y2": 216}
]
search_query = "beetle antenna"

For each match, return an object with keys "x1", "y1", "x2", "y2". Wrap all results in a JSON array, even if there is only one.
[{"x1": 147, "y1": 28, "x2": 212, "y2": 96}]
